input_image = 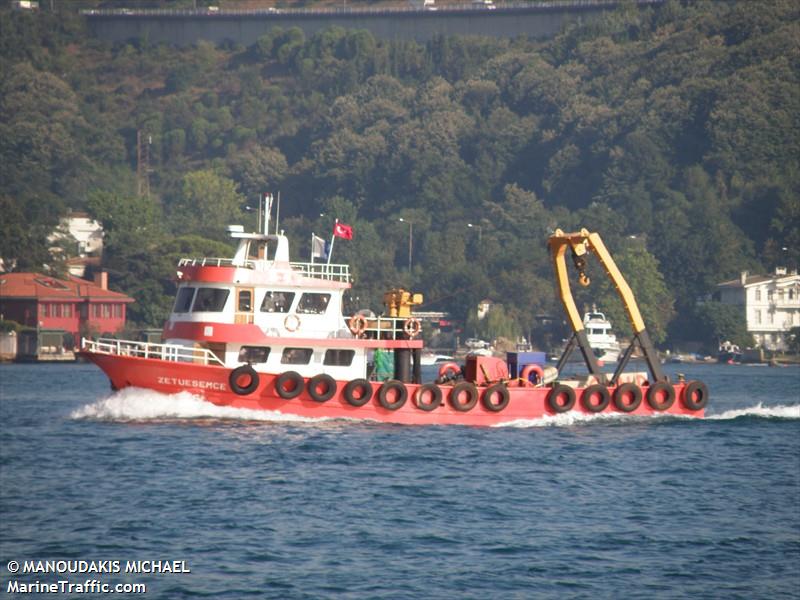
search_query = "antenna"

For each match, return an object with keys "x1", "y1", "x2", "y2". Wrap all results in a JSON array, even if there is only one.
[
  {"x1": 275, "y1": 191, "x2": 281, "y2": 235},
  {"x1": 263, "y1": 193, "x2": 272, "y2": 236}
]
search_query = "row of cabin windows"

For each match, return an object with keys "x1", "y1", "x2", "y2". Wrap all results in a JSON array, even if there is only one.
[
  {"x1": 237, "y1": 346, "x2": 355, "y2": 367},
  {"x1": 173, "y1": 287, "x2": 331, "y2": 315}
]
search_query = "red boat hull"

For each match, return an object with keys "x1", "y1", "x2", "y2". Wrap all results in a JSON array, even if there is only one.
[{"x1": 80, "y1": 352, "x2": 705, "y2": 425}]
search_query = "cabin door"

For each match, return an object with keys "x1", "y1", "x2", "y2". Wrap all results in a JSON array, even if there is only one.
[{"x1": 235, "y1": 288, "x2": 254, "y2": 324}]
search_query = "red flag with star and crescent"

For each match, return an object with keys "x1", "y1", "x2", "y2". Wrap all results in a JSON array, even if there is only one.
[{"x1": 333, "y1": 222, "x2": 353, "y2": 240}]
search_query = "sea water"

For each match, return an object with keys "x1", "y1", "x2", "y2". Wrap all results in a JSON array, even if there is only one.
[{"x1": 1, "y1": 362, "x2": 798, "y2": 599}]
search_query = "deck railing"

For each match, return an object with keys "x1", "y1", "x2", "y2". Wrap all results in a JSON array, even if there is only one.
[
  {"x1": 82, "y1": 337, "x2": 225, "y2": 366},
  {"x1": 177, "y1": 257, "x2": 350, "y2": 282}
]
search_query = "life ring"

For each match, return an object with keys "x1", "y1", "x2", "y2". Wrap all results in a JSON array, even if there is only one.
[
  {"x1": 308, "y1": 373, "x2": 337, "y2": 402},
  {"x1": 482, "y1": 383, "x2": 510, "y2": 412},
  {"x1": 414, "y1": 383, "x2": 442, "y2": 411},
  {"x1": 437, "y1": 361, "x2": 461, "y2": 382},
  {"x1": 613, "y1": 382, "x2": 642, "y2": 412},
  {"x1": 449, "y1": 382, "x2": 479, "y2": 412},
  {"x1": 646, "y1": 381, "x2": 675, "y2": 411},
  {"x1": 229, "y1": 365, "x2": 259, "y2": 396},
  {"x1": 284, "y1": 313, "x2": 301, "y2": 332},
  {"x1": 682, "y1": 380, "x2": 708, "y2": 411},
  {"x1": 377, "y1": 380, "x2": 407, "y2": 411},
  {"x1": 547, "y1": 384, "x2": 576, "y2": 413},
  {"x1": 348, "y1": 314, "x2": 368, "y2": 336},
  {"x1": 581, "y1": 383, "x2": 610, "y2": 413},
  {"x1": 275, "y1": 370, "x2": 304, "y2": 399},
  {"x1": 403, "y1": 318, "x2": 421, "y2": 339},
  {"x1": 343, "y1": 378, "x2": 372, "y2": 407},
  {"x1": 520, "y1": 364, "x2": 544, "y2": 385}
]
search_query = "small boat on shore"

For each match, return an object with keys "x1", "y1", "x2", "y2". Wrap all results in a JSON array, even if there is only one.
[{"x1": 79, "y1": 213, "x2": 708, "y2": 425}]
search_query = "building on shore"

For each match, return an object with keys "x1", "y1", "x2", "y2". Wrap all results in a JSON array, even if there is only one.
[
  {"x1": 0, "y1": 271, "x2": 134, "y2": 360},
  {"x1": 715, "y1": 268, "x2": 800, "y2": 351}
]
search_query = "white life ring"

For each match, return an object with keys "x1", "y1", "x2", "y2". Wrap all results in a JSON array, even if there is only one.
[{"x1": 284, "y1": 313, "x2": 301, "y2": 332}]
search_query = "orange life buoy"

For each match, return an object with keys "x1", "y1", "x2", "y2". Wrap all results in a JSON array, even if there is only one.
[
  {"x1": 403, "y1": 317, "x2": 421, "y2": 338},
  {"x1": 437, "y1": 362, "x2": 461, "y2": 381},
  {"x1": 520, "y1": 364, "x2": 544, "y2": 385},
  {"x1": 348, "y1": 314, "x2": 368, "y2": 336}
]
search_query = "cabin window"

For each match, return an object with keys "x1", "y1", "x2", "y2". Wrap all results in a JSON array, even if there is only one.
[
  {"x1": 238, "y1": 290, "x2": 252, "y2": 312},
  {"x1": 755, "y1": 289, "x2": 761, "y2": 301},
  {"x1": 323, "y1": 349, "x2": 355, "y2": 366},
  {"x1": 174, "y1": 287, "x2": 195, "y2": 313},
  {"x1": 281, "y1": 348, "x2": 313, "y2": 365},
  {"x1": 260, "y1": 291, "x2": 295, "y2": 313},
  {"x1": 297, "y1": 293, "x2": 331, "y2": 314},
  {"x1": 192, "y1": 288, "x2": 229, "y2": 312},
  {"x1": 238, "y1": 346, "x2": 271, "y2": 364}
]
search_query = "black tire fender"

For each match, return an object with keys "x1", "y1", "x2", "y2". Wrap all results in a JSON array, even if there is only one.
[
  {"x1": 343, "y1": 379, "x2": 373, "y2": 407},
  {"x1": 613, "y1": 382, "x2": 642, "y2": 412},
  {"x1": 377, "y1": 380, "x2": 407, "y2": 411},
  {"x1": 414, "y1": 383, "x2": 443, "y2": 411},
  {"x1": 275, "y1": 371, "x2": 304, "y2": 400},
  {"x1": 229, "y1": 365, "x2": 260, "y2": 396},
  {"x1": 449, "y1": 382, "x2": 479, "y2": 412},
  {"x1": 308, "y1": 373, "x2": 337, "y2": 403},
  {"x1": 646, "y1": 381, "x2": 676, "y2": 411},
  {"x1": 581, "y1": 383, "x2": 610, "y2": 413},
  {"x1": 682, "y1": 380, "x2": 709, "y2": 411},
  {"x1": 482, "y1": 383, "x2": 510, "y2": 412},
  {"x1": 548, "y1": 384, "x2": 576, "y2": 413}
]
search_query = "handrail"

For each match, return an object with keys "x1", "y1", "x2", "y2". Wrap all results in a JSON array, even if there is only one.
[
  {"x1": 350, "y1": 315, "x2": 421, "y2": 341},
  {"x1": 177, "y1": 257, "x2": 350, "y2": 282},
  {"x1": 82, "y1": 337, "x2": 225, "y2": 367}
]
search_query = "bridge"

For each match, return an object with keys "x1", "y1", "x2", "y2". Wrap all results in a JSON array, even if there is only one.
[{"x1": 83, "y1": 0, "x2": 664, "y2": 45}]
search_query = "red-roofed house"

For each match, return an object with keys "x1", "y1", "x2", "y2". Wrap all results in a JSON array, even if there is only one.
[{"x1": 0, "y1": 272, "x2": 134, "y2": 343}]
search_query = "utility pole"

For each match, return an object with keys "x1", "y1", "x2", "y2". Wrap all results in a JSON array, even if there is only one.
[{"x1": 136, "y1": 130, "x2": 151, "y2": 199}]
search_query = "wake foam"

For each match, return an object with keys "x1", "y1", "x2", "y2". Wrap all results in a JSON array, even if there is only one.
[
  {"x1": 70, "y1": 387, "x2": 333, "y2": 424},
  {"x1": 495, "y1": 403, "x2": 800, "y2": 428},
  {"x1": 707, "y1": 403, "x2": 800, "y2": 421}
]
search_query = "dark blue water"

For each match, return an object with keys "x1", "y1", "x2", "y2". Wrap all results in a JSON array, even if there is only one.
[{"x1": 1, "y1": 362, "x2": 798, "y2": 599}]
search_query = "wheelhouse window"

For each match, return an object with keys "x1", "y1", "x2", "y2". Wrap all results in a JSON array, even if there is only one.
[
  {"x1": 173, "y1": 287, "x2": 195, "y2": 313},
  {"x1": 323, "y1": 349, "x2": 355, "y2": 366},
  {"x1": 281, "y1": 348, "x2": 313, "y2": 365},
  {"x1": 261, "y1": 291, "x2": 295, "y2": 313},
  {"x1": 192, "y1": 288, "x2": 229, "y2": 312},
  {"x1": 238, "y1": 346, "x2": 271, "y2": 364},
  {"x1": 297, "y1": 293, "x2": 331, "y2": 314},
  {"x1": 238, "y1": 290, "x2": 252, "y2": 312}
]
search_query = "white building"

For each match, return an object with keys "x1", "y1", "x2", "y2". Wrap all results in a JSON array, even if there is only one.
[
  {"x1": 48, "y1": 212, "x2": 104, "y2": 277},
  {"x1": 716, "y1": 268, "x2": 800, "y2": 351}
]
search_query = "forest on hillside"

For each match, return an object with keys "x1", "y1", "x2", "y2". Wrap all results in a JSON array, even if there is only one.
[{"x1": 1, "y1": 0, "x2": 798, "y2": 350}]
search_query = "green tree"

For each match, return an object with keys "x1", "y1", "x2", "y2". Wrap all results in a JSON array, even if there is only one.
[
  {"x1": 168, "y1": 170, "x2": 246, "y2": 240},
  {"x1": 693, "y1": 301, "x2": 753, "y2": 351}
]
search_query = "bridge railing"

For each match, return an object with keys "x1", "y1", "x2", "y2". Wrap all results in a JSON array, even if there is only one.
[{"x1": 80, "y1": 1, "x2": 664, "y2": 18}]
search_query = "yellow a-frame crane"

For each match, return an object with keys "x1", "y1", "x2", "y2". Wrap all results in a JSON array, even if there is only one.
[{"x1": 548, "y1": 228, "x2": 667, "y2": 385}]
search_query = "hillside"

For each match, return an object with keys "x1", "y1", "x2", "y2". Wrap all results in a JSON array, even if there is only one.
[{"x1": 1, "y1": 0, "x2": 798, "y2": 349}]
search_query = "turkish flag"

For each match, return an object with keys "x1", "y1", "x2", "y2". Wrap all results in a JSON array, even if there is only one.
[{"x1": 333, "y1": 222, "x2": 353, "y2": 240}]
